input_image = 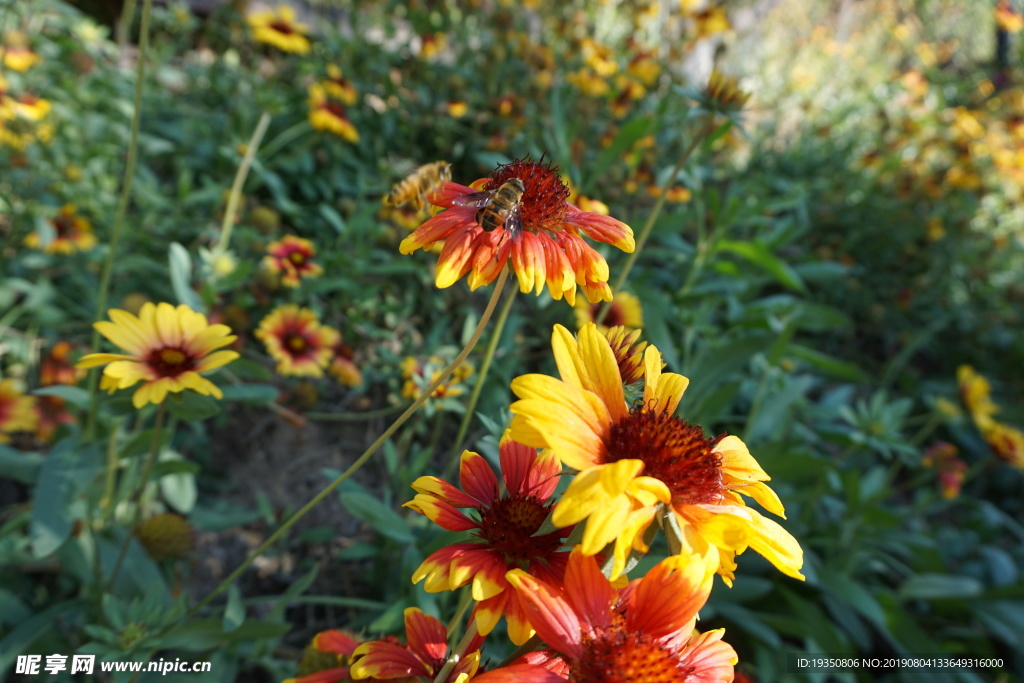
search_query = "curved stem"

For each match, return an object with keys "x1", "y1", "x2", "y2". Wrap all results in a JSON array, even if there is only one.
[
  {"x1": 595, "y1": 114, "x2": 716, "y2": 326},
  {"x1": 107, "y1": 402, "x2": 165, "y2": 590},
  {"x1": 259, "y1": 120, "x2": 313, "y2": 161},
  {"x1": 433, "y1": 621, "x2": 479, "y2": 683},
  {"x1": 213, "y1": 113, "x2": 271, "y2": 263},
  {"x1": 443, "y1": 287, "x2": 517, "y2": 480},
  {"x1": 190, "y1": 269, "x2": 510, "y2": 615},
  {"x1": 85, "y1": 0, "x2": 153, "y2": 439}
]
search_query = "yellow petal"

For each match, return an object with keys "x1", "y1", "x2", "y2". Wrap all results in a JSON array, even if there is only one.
[{"x1": 76, "y1": 353, "x2": 134, "y2": 369}]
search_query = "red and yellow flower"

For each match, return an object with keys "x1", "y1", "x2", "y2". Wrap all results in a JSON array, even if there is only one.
[
  {"x1": 323, "y1": 65, "x2": 358, "y2": 105},
  {"x1": 400, "y1": 158, "x2": 634, "y2": 304},
  {"x1": 510, "y1": 323, "x2": 804, "y2": 583},
  {"x1": 285, "y1": 630, "x2": 373, "y2": 683},
  {"x1": 0, "y1": 379, "x2": 38, "y2": 444},
  {"x1": 1, "y1": 31, "x2": 40, "y2": 72},
  {"x1": 406, "y1": 433, "x2": 572, "y2": 645},
  {"x1": 40, "y1": 341, "x2": 86, "y2": 387},
  {"x1": 246, "y1": 5, "x2": 311, "y2": 54},
  {"x1": 24, "y1": 205, "x2": 98, "y2": 254},
  {"x1": 329, "y1": 342, "x2": 363, "y2": 387},
  {"x1": 308, "y1": 84, "x2": 359, "y2": 143},
  {"x1": 262, "y1": 235, "x2": 323, "y2": 288},
  {"x1": 350, "y1": 608, "x2": 482, "y2": 682},
  {"x1": 921, "y1": 442, "x2": 968, "y2": 499},
  {"x1": 573, "y1": 290, "x2": 643, "y2": 333},
  {"x1": 400, "y1": 355, "x2": 474, "y2": 402},
  {"x1": 957, "y1": 364, "x2": 998, "y2": 430},
  {"x1": 481, "y1": 549, "x2": 737, "y2": 683},
  {"x1": 256, "y1": 305, "x2": 340, "y2": 378},
  {"x1": 984, "y1": 422, "x2": 1024, "y2": 469},
  {"x1": 77, "y1": 303, "x2": 239, "y2": 409}
]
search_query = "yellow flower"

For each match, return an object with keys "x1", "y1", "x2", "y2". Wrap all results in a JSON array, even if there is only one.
[
  {"x1": 24, "y1": 205, "x2": 98, "y2": 254},
  {"x1": 77, "y1": 303, "x2": 239, "y2": 409},
  {"x1": 246, "y1": 5, "x2": 310, "y2": 54},
  {"x1": 957, "y1": 365, "x2": 998, "y2": 430},
  {"x1": 307, "y1": 84, "x2": 359, "y2": 143},
  {"x1": 984, "y1": 422, "x2": 1024, "y2": 469},
  {"x1": 510, "y1": 323, "x2": 804, "y2": 583},
  {"x1": 574, "y1": 290, "x2": 643, "y2": 333},
  {"x1": 0, "y1": 379, "x2": 38, "y2": 444},
  {"x1": 322, "y1": 65, "x2": 358, "y2": 105},
  {"x1": 1, "y1": 46, "x2": 40, "y2": 72}
]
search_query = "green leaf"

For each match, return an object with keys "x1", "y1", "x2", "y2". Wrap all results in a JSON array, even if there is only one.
[
  {"x1": 0, "y1": 444, "x2": 44, "y2": 484},
  {"x1": 222, "y1": 584, "x2": 245, "y2": 632},
  {"x1": 159, "y1": 450, "x2": 198, "y2": 514},
  {"x1": 158, "y1": 619, "x2": 290, "y2": 651},
  {"x1": 267, "y1": 565, "x2": 319, "y2": 622},
  {"x1": 898, "y1": 574, "x2": 983, "y2": 600},
  {"x1": 33, "y1": 384, "x2": 90, "y2": 408},
  {"x1": 119, "y1": 428, "x2": 171, "y2": 459},
  {"x1": 716, "y1": 240, "x2": 808, "y2": 293},
  {"x1": 0, "y1": 600, "x2": 86, "y2": 679},
  {"x1": 220, "y1": 384, "x2": 279, "y2": 403},
  {"x1": 786, "y1": 344, "x2": 867, "y2": 382},
  {"x1": 165, "y1": 392, "x2": 221, "y2": 420},
  {"x1": 169, "y1": 242, "x2": 205, "y2": 312},
  {"x1": 318, "y1": 203, "x2": 346, "y2": 234},
  {"x1": 30, "y1": 439, "x2": 100, "y2": 558},
  {"x1": 338, "y1": 492, "x2": 414, "y2": 543}
]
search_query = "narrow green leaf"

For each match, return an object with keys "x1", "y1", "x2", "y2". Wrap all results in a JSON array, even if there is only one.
[
  {"x1": 717, "y1": 240, "x2": 808, "y2": 293},
  {"x1": 0, "y1": 444, "x2": 44, "y2": 484},
  {"x1": 30, "y1": 439, "x2": 100, "y2": 558},
  {"x1": 898, "y1": 574, "x2": 983, "y2": 600},
  {"x1": 169, "y1": 242, "x2": 205, "y2": 312},
  {"x1": 339, "y1": 492, "x2": 414, "y2": 543},
  {"x1": 33, "y1": 385, "x2": 90, "y2": 408},
  {"x1": 220, "y1": 384, "x2": 279, "y2": 404},
  {"x1": 223, "y1": 584, "x2": 245, "y2": 632}
]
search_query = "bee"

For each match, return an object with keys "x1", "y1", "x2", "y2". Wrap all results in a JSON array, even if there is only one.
[
  {"x1": 452, "y1": 177, "x2": 525, "y2": 243},
  {"x1": 384, "y1": 161, "x2": 452, "y2": 210}
]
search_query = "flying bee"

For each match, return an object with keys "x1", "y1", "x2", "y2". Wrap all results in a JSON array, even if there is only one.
[
  {"x1": 384, "y1": 161, "x2": 452, "y2": 211},
  {"x1": 452, "y1": 177, "x2": 525, "y2": 244}
]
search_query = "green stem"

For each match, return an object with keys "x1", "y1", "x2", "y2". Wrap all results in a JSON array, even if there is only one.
[
  {"x1": 305, "y1": 404, "x2": 406, "y2": 421},
  {"x1": 596, "y1": 114, "x2": 716, "y2": 326},
  {"x1": 213, "y1": 113, "x2": 271, "y2": 262},
  {"x1": 116, "y1": 0, "x2": 137, "y2": 51},
  {"x1": 443, "y1": 287, "x2": 517, "y2": 480},
  {"x1": 85, "y1": 0, "x2": 153, "y2": 440},
  {"x1": 259, "y1": 120, "x2": 313, "y2": 161},
  {"x1": 433, "y1": 621, "x2": 479, "y2": 683},
  {"x1": 445, "y1": 587, "x2": 473, "y2": 636},
  {"x1": 101, "y1": 419, "x2": 124, "y2": 525},
  {"x1": 190, "y1": 269, "x2": 510, "y2": 615},
  {"x1": 107, "y1": 403, "x2": 165, "y2": 590}
]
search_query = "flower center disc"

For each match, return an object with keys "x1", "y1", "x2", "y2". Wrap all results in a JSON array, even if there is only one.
[
  {"x1": 269, "y1": 20, "x2": 295, "y2": 35},
  {"x1": 286, "y1": 334, "x2": 308, "y2": 353},
  {"x1": 606, "y1": 410, "x2": 724, "y2": 506},
  {"x1": 486, "y1": 158, "x2": 570, "y2": 232},
  {"x1": 150, "y1": 348, "x2": 194, "y2": 377},
  {"x1": 573, "y1": 616, "x2": 684, "y2": 683},
  {"x1": 476, "y1": 496, "x2": 560, "y2": 564},
  {"x1": 288, "y1": 251, "x2": 306, "y2": 265}
]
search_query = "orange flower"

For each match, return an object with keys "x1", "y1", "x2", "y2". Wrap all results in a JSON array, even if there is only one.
[
  {"x1": 406, "y1": 433, "x2": 572, "y2": 645},
  {"x1": 24, "y1": 205, "x2": 98, "y2": 254},
  {"x1": 492, "y1": 550, "x2": 737, "y2": 682},
  {"x1": 284, "y1": 630, "x2": 374, "y2": 683},
  {"x1": 262, "y1": 235, "x2": 323, "y2": 288},
  {"x1": 350, "y1": 608, "x2": 482, "y2": 682},
  {"x1": 328, "y1": 342, "x2": 362, "y2": 387},
  {"x1": 256, "y1": 305, "x2": 339, "y2": 378},
  {"x1": 921, "y1": 442, "x2": 967, "y2": 499},
  {"x1": 40, "y1": 342, "x2": 86, "y2": 386},
  {"x1": 400, "y1": 158, "x2": 634, "y2": 304}
]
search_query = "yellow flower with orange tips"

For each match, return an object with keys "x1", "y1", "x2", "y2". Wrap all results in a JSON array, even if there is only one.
[
  {"x1": 77, "y1": 303, "x2": 239, "y2": 409},
  {"x1": 985, "y1": 422, "x2": 1024, "y2": 469},
  {"x1": 256, "y1": 305, "x2": 339, "y2": 378},
  {"x1": 0, "y1": 379, "x2": 38, "y2": 444},
  {"x1": 574, "y1": 290, "x2": 643, "y2": 333},
  {"x1": 510, "y1": 323, "x2": 804, "y2": 583},
  {"x1": 262, "y1": 235, "x2": 323, "y2": 288},
  {"x1": 400, "y1": 157, "x2": 634, "y2": 305},
  {"x1": 246, "y1": 5, "x2": 310, "y2": 54},
  {"x1": 307, "y1": 84, "x2": 359, "y2": 143},
  {"x1": 24, "y1": 205, "x2": 98, "y2": 254}
]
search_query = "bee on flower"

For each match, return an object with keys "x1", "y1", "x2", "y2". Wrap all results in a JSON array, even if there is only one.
[
  {"x1": 262, "y1": 235, "x2": 323, "y2": 288},
  {"x1": 256, "y1": 305, "x2": 340, "y2": 378},
  {"x1": 76, "y1": 303, "x2": 239, "y2": 409},
  {"x1": 400, "y1": 157, "x2": 634, "y2": 305}
]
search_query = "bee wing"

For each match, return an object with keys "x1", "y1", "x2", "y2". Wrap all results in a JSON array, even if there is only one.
[
  {"x1": 504, "y1": 205, "x2": 523, "y2": 238},
  {"x1": 451, "y1": 189, "x2": 495, "y2": 208}
]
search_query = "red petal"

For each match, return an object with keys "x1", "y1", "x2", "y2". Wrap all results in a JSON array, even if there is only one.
[
  {"x1": 498, "y1": 435, "x2": 537, "y2": 495},
  {"x1": 404, "y1": 608, "x2": 448, "y2": 667},
  {"x1": 562, "y1": 549, "x2": 616, "y2": 633},
  {"x1": 507, "y1": 570, "x2": 584, "y2": 659},
  {"x1": 623, "y1": 558, "x2": 708, "y2": 640},
  {"x1": 565, "y1": 208, "x2": 634, "y2": 252},
  {"x1": 400, "y1": 208, "x2": 476, "y2": 254},
  {"x1": 460, "y1": 451, "x2": 498, "y2": 506},
  {"x1": 313, "y1": 629, "x2": 359, "y2": 655}
]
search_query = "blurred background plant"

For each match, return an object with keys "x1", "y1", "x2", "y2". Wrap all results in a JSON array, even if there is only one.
[{"x1": 0, "y1": 0, "x2": 1022, "y2": 681}]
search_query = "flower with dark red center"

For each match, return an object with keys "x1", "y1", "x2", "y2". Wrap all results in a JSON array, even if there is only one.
[
  {"x1": 510, "y1": 324, "x2": 804, "y2": 583},
  {"x1": 323, "y1": 64, "x2": 358, "y2": 105},
  {"x1": 478, "y1": 549, "x2": 737, "y2": 683},
  {"x1": 308, "y1": 84, "x2": 359, "y2": 143},
  {"x1": 77, "y1": 303, "x2": 238, "y2": 409},
  {"x1": 263, "y1": 235, "x2": 323, "y2": 288},
  {"x1": 574, "y1": 290, "x2": 642, "y2": 333},
  {"x1": 350, "y1": 608, "x2": 483, "y2": 681},
  {"x1": 400, "y1": 157, "x2": 634, "y2": 305},
  {"x1": 404, "y1": 432, "x2": 572, "y2": 645},
  {"x1": 246, "y1": 5, "x2": 310, "y2": 54},
  {"x1": 256, "y1": 305, "x2": 340, "y2": 378},
  {"x1": 24, "y1": 204, "x2": 97, "y2": 254}
]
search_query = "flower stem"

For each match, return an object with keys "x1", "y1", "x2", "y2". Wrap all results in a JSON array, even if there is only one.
[
  {"x1": 305, "y1": 404, "x2": 406, "y2": 421},
  {"x1": 213, "y1": 112, "x2": 271, "y2": 263},
  {"x1": 444, "y1": 286, "x2": 517, "y2": 480},
  {"x1": 433, "y1": 621, "x2": 479, "y2": 683},
  {"x1": 107, "y1": 402, "x2": 165, "y2": 591},
  {"x1": 595, "y1": 114, "x2": 716, "y2": 326},
  {"x1": 259, "y1": 120, "x2": 313, "y2": 161},
  {"x1": 85, "y1": 0, "x2": 153, "y2": 440},
  {"x1": 190, "y1": 269, "x2": 510, "y2": 615}
]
